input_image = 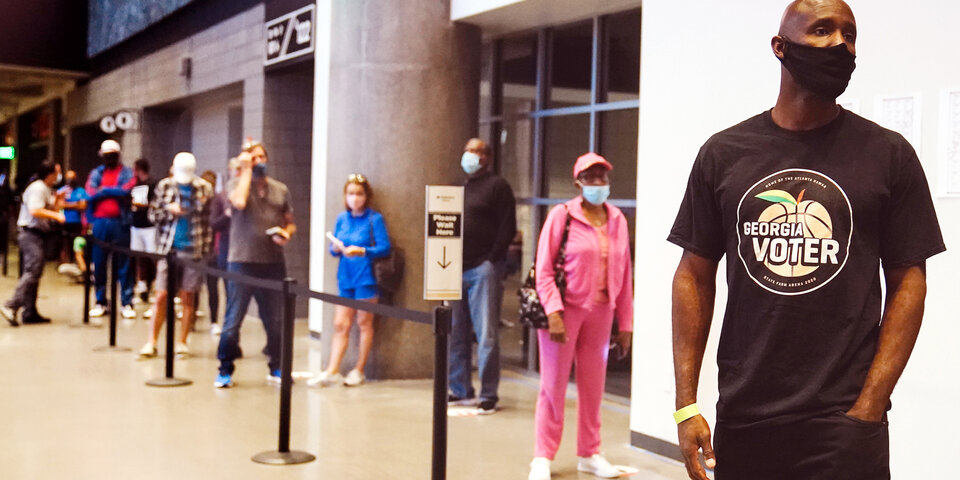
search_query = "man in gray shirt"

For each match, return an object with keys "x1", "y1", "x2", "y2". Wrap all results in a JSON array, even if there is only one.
[
  {"x1": 214, "y1": 141, "x2": 296, "y2": 388},
  {"x1": 1, "y1": 162, "x2": 65, "y2": 326}
]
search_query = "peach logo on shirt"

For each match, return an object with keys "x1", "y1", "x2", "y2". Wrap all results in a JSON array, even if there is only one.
[{"x1": 737, "y1": 169, "x2": 853, "y2": 295}]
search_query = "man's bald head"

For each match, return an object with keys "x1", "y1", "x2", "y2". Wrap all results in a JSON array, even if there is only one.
[{"x1": 779, "y1": 0, "x2": 856, "y2": 46}]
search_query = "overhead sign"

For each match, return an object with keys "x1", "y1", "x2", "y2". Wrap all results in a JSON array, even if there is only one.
[
  {"x1": 99, "y1": 110, "x2": 140, "y2": 134},
  {"x1": 265, "y1": 4, "x2": 315, "y2": 66},
  {"x1": 424, "y1": 186, "x2": 464, "y2": 300}
]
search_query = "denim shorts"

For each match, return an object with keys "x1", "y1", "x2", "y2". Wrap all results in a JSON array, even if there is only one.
[{"x1": 339, "y1": 284, "x2": 379, "y2": 300}]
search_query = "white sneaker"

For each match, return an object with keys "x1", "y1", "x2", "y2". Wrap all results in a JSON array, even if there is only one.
[
  {"x1": 174, "y1": 296, "x2": 181, "y2": 305},
  {"x1": 121, "y1": 305, "x2": 137, "y2": 319},
  {"x1": 89, "y1": 305, "x2": 107, "y2": 318},
  {"x1": 58, "y1": 263, "x2": 83, "y2": 277},
  {"x1": 134, "y1": 281, "x2": 148, "y2": 294},
  {"x1": 577, "y1": 454, "x2": 620, "y2": 478},
  {"x1": 138, "y1": 343, "x2": 158, "y2": 359},
  {"x1": 343, "y1": 369, "x2": 365, "y2": 387},
  {"x1": 142, "y1": 308, "x2": 153, "y2": 319},
  {"x1": 174, "y1": 342, "x2": 189, "y2": 357},
  {"x1": 306, "y1": 371, "x2": 343, "y2": 387},
  {"x1": 210, "y1": 323, "x2": 222, "y2": 335},
  {"x1": 528, "y1": 457, "x2": 551, "y2": 480}
]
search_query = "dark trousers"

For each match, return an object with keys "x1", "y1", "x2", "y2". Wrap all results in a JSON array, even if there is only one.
[
  {"x1": 216, "y1": 262, "x2": 284, "y2": 376},
  {"x1": 91, "y1": 217, "x2": 134, "y2": 306},
  {"x1": 6, "y1": 229, "x2": 45, "y2": 317},
  {"x1": 714, "y1": 411, "x2": 890, "y2": 480}
]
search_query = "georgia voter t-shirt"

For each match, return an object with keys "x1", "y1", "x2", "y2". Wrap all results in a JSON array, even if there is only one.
[{"x1": 668, "y1": 108, "x2": 945, "y2": 428}]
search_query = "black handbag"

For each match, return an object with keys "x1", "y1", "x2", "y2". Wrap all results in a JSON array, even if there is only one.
[
  {"x1": 369, "y1": 217, "x2": 404, "y2": 294},
  {"x1": 518, "y1": 208, "x2": 571, "y2": 329}
]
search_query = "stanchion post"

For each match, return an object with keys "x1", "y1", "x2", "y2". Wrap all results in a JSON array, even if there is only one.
[
  {"x1": 252, "y1": 278, "x2": 315, "y2": 465},
  {"x1": 432, "y1": 305, "x2": 452, "y2": 480},
  {"x1": 94, "y1": 248, "x2": 131, "y2": 352},
  {"x1": 147, "y1": 251, "x2": 191, "y2": 387},
  {"x1": 83, "y1": 237, "x2": 91, "y2": 324}
]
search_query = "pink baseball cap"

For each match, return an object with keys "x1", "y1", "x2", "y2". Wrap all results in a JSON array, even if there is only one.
[{"x1": 573, "y1": 152, "x2": 612, "y2": 179}]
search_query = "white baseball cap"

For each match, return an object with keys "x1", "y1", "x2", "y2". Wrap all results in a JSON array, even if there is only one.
[
  {"x1": 172, "y1": 152, "x2": 197, "y2": 184},
  {"x1": 99, "y1": 139, "x2": 121, "y2": 155}
]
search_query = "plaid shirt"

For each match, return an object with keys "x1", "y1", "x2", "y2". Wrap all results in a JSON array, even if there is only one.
[{"x1": 148, "y1": 177, "x2": 213, "y2": 259}]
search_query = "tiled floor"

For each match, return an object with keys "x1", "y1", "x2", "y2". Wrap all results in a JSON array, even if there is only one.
[{"x1": 0, "y1": 258, "x2": 690, "y2": 479}]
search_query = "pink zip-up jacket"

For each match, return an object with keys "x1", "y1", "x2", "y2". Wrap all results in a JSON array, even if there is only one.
[{"x1": 535, "y1": 197, "x2": 633, "y2": 332}]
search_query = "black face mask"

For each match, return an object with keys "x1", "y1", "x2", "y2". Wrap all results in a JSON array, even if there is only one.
[
  {"x1": 102, "y1": 152, "x2": 120, "y2": 168},
  {"x1": 778, "y1": 36, "x2": 856, "y2": 100}
]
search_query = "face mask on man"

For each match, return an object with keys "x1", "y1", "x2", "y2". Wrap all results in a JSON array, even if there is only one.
[
  {"x1": 580, "y1": 184, "x2": 610, "y2": 206},
  {"x1": 461, "y1": 151, "x2": 482, "y2": 175},
  {"x1": 778, "y1": 36, "x2": 857, "y2": 100},
  {"x1": 102, "y1": 153, "x2": 120, "y2": 168},
  {"x1": 252, "y1": 162, "x2": 267, "y2": 178}
]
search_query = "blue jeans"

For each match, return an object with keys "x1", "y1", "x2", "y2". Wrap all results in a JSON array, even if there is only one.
[
  {"x1": 448, "y1": 260, "x2": 503, "y2": 403},
  {"x1": 217, "y1": 262, "x2": 285, "y2": 376},
  {"x1": 91, "y1": 217, "x2": 133, "y2": 306}
]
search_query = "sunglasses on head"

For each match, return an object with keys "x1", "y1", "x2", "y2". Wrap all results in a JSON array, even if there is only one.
[{"x1": 348, "y1": 173, "x2": 368, "y2": 183}]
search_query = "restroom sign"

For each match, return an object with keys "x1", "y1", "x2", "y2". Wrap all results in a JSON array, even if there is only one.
[
  {"x1": 265, "y1": 4, "x2": 315, "y2": 66},
  {"x1": 424, "y1": 186, "x2": 463, "y2": 300}
]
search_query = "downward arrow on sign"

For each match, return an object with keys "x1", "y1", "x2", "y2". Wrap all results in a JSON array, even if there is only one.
[{"x1": 437, "y1": 246, "x2": 452, "y2": 269}]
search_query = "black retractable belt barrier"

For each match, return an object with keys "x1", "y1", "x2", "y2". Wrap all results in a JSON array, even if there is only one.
[
  {"x1": 252, "y1": 278, "x2": 316, "y2": 465},
  {"x1": 432, "y1": 306, "x2": 452, "y2": 480},
  {"x1": 70, "y1": 236, "x2": 96, "y2": 328},
  {"x1": 94, "y1": 250, "x2": 130, "y2": 352},
  {"x1": 147, "y1": 250, "x2": 192, "y2": 387}
]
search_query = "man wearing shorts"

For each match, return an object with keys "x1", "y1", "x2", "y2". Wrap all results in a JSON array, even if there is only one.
[
  {"x1": 668, "y1": 2, "x2": 945, "y2": 479},
  {"x1": 138, "y1": 153, "x2": 212, "y2": 358},
  {"x1": 130, "y1": 158, "x2": 158, "y2": 307}
]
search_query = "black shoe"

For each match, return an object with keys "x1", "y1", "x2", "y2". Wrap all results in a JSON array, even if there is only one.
[
  {"x1": 21, "y1": 315, "x2": 51, "y2": 324},
  {"x1": 0, "y1": 305, "x2": 18, "y2": 327},
  {"x1": 448, "y1": 394, "x2": 477, "y2": 407},
  {"x1": 477, "y1": 400, "x2": 497, "y2": 415}
]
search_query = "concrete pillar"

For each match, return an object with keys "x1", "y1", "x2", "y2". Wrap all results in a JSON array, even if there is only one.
[{"x1": 322, "y1": 0, "x2": 481, "y2": 379}]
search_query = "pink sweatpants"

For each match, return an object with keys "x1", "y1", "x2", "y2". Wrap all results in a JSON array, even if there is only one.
[{"x1": 534, "y1": 302, "x2": 614, "y2": 459}]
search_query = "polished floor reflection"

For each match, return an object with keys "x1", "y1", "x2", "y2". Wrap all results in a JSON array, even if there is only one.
[{"x1": 0, "y1": 261, "x2": 688, "y2": 479}]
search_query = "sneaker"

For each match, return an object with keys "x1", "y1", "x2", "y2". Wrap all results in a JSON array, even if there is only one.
[
  {"x1": 89, "y1": 305, "x2": 107, "y2": 317},
  {"x1": 343, "y1": 369, "x2": 365, "y2": 387},
  {"x1": 174, "y1": 342, "x2": 189, "y2": 357},
  {"x1": 138, "y1": 343, "x2": 158, "y2": 359},
  {"x1": 210, "y1": 323, "x2": 222, "y2": 335},
  {"x1": 528, "y1": 457, "x2": 552, "y2": 480},
  {"x1": 134, "y1": 281, "x2": 148, "y2": 295},
  {"x1": 577, "y1": 454, "x2": 620, "y2": 478},
  {"x1": 174, "y1": 296, "x2": 181, "y2": 305},
  {"x1": 58, "y1": 263, "x2": 83, "y2": 277},
  {"x1": 214, "y1": 374, "x2": 233, "y2": 388},
  {"x1": 142, "y1": 308, "x2": 153, "y2": 319},
  {"x1": 121, "y1": 305, "x2": 137, "y2": 319},
  {"x1": 22, "y1": 315, "x2": 51, "y2": 324},
  {"x1": 1, "y1": 305, "x2": 19, "y2": 327},
  {"x1": 307, "y1": 371, "x2": 343, "y2": 387},
  {"x1": 477, "y1": 400, "x2": 497, "y2": 415},
  {"x1": 447, "y1": 394, "x2": 478, "y2": 407},
  {"x1": 266, "y1": 369, "x2": 291, "y2": 386}
]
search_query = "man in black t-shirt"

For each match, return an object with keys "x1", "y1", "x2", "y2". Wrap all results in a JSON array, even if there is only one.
[
  {"x1": 668, "y1": 2, "x2": 945, "y2": 479},
  {"x1": 130, "y1": 158, "x2": 158, "y2": 305}
]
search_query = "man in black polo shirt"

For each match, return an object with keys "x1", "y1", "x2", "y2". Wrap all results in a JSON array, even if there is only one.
[
  {"x1": 668, "y1": 1, "x2": 945, "y2": 479},
  {"x1": 448, "y1": 138, "x2": 517, "y2": 414}
]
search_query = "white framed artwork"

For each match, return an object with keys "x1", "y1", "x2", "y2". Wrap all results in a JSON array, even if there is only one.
[
  {"x1": 937, "y1": 88, "x2": 960, "y2": 197},
  {"x1": 874, "y1": 93, "x2": 923, "y2": 156}
]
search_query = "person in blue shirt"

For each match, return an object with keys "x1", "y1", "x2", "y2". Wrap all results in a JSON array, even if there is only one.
[{"x1": 309, "y1": 173, "x2": 390, "y2": 388}]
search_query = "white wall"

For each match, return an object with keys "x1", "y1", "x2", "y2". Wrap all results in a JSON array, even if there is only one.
[
  {"x1": 309, "y1": 0, "x2": 332, "y2": 334},
  {"x1": 631, "y1": 0, "x2": 960, "y2": 475}
]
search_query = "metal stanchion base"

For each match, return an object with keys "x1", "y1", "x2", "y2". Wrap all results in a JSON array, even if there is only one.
[
  {"x1": 146, "y1": 377, "x2": 193, "y2": 387},
  {"x1": 93, "y1": 345, "x2": 132, "y2": 352},
  {"x1": 251, "y1": 450, "x2": 316, "y2": 465}
]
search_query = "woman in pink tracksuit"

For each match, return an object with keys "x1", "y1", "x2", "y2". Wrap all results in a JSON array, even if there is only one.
[{"x1": 528, "y1": 153, "x2": 633, "y2": 480}]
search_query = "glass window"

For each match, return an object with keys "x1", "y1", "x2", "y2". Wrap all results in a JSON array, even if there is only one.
[
  {"x1": 544, "y1": 114, "x2": 590, "y2": 198},
  {"x1": 549, "y1": 21, "x2": 593, "y2": 109},
  {"x1": 500, "y1": 35, "x2": 538, "y2": 115},
  {"x1": 498, "y1": 119, "x2": 535, "y2": 198},
  {"x1": 599, "y1": 108, "x2": 639, "y2": 199},
  {"x1": 603, "y1": 10, "x2": 641, "y2": 102},
  {"x1": 480, "y1": 43, "x2": 495, "y2": 118}
]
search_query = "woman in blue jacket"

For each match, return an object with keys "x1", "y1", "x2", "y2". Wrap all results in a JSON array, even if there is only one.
[{"x1": 309, "y1": 174, "x2": 391, "y2": 387}]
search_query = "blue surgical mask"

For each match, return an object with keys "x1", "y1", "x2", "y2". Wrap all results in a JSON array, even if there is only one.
[
  {"x1": 581, "y1": 184, "x2": 610, "y2": 206},
  {"x1": 252, "y1": 163, "x2": 267, "y2": 178},
  {"x1": 461, "y1": 152, "x2": 482, "y2": 175}
]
